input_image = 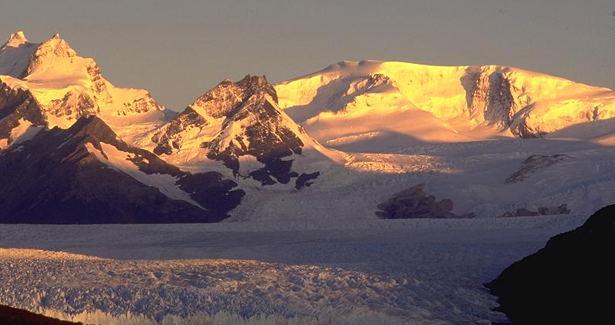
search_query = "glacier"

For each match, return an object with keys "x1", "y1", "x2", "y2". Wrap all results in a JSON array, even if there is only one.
[{"x1": 0, "y1": 216, "x2": 588, "y2": 325}]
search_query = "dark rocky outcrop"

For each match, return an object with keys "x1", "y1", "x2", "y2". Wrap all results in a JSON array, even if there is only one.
[
  {"x1": 295, "y1": 172, "x2": 320, "y2": 190},
  {"x1": 505, "y1": 154, "x2": 573, "y2": 184},
  {"x1": 487, "y1": 204, "x2": 615, "y2": 325},
  {"x1": 375, "y1": 184, "x2": 473, "y2": 219},
  {"x1": 461, "y1": 67, "x2": 516, "y2": 128},
  {"x1": 0, "y1": 116, "x2": 244, "y2": 224},
  {"x1": 497, "y1": 204, "x2": 571, "y2": 218},
  {"x1": 0, "y1": 79, "x2": 46, "y2": 146},
  {"x1": 0, "y1": 304, "x2": 81, "y2": 325}
]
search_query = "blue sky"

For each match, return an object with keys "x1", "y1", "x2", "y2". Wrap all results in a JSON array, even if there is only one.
[{"x1": 1, "y1": 0, "x2": 614, "y2": 111}]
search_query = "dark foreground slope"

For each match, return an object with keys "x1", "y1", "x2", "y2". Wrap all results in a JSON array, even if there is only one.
[
  {"x1": 0, "y1": 116, "x2": 244, "y2": 223},
  {"x1": 487, "y1": 204, "x2": 615, "y2": 325},
  {"x1": 0, "y1": 304, "x2": 80, "y2": 325}
]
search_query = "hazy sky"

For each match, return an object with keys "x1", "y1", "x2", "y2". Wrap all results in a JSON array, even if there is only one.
[{"x1": 1, "y1": 0, "x2": 614, "y2": 111}]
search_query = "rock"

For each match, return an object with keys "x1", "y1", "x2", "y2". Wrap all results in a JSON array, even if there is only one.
[
  {"x1": 151, "y1": 75, "x2": 320, "y2": 187},
  {"x1": 295, "y1": 172, "x2": 320, "y2": 189},
  {"x1": 0, "y1": 116, "x2": 244, "y2": 224},
  {"x1": 498, "y1": 204, "x2": 570, "y2": 218},
  {"x1": 538, "y1": 204, "x2": 570, "y2": 215},
  {"x1": 436, "y1": 199, "x2": 454, "y2": 214},
  {"x1": 0, "y1": 80, "x2": 46, "y2": 148},
  {"x1": 0, "y1": 304, "x2": 81, "y2": 324},
  {"x1": 487, "y1": 204, "x2": 615, "y2": 325},
  {"x1": 505, "y1": 154, "x2": 573, "y2": 184},
  {"x1": 375, "y1": 184, "x2": 470, "y2": 219}
]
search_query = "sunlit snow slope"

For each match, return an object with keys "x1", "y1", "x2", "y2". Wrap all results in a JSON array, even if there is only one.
[{"x1": 275, "y1": 60, "x2": 615, "y2": 152}]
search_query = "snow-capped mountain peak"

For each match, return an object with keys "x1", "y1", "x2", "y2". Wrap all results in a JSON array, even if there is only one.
[
  {"x1": 20, "y1": 33, "x2": 92, "y2": 83},
  {"x1": 4, "y1": 31, "x2": 615, "y2": 226},
  {"x1": 32, "y1": 33, "x2": 76, "y2": 58},
  {"x1": 2, "y1": 31, "x2": 29, "y2": 49},
  {"x1": 0, "y1": 30, "x2": 38, "y2": 79},
  {"x1": 0, "y1": 31, "x2": 169, "y2": 146},
  {"x1": 20, "y1": 33, "x2": 79, "y2": 78},
  {"x1": 188, "y1": 75, "x2": 277, "y2": 119},
  {"x1": 147, "y1": 75, "x2": 336, "y2": 188},
  {"x1": 151, "y1": 75, "x2": 285, "y2": 157},
  {"x1": 275, "y1": 60, "x2": 615, "y2": 151}
]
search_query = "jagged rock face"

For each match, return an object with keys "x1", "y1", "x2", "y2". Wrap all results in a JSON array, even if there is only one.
[
  {"x1": 0, "y1": 80, "x2": 46, "y2": 148},
  {"x1": 86, "y1": 61, "x2": 109, "y2": 95},
  {"x1": 152, "y1": 75, "x2": 319, "y2": 187},
  {"x1": 487, "y1": 204, "x2": 615, "y2": 325},
  {"x1": 505, "y1": 154, "x2": 573, "y2": 184},
  {"x1": 119, "y1": 95, "x2": 162, "y2": 115},
  {"x1": 151, "y1": 107, "x2": 208, "y2": 155},
  {"x1": 375, "y1": 184, "x2": 473, "y2": 219},
  {"x1": 462, "y1": 67, "x2": 517, "y2": 127},
  {"x1": 192, "y1": 76, "x2": 278, "y2": 118},
  {"x1": 0, "y1": 116, "x2": 244, "y2": 224},
  {"x1": 206, "y1": 90, "x2": 304, "y2": 174},
  {"x1": 47, "y1": 90, "x2": 99, "y2": 120},
  {"x1": 153, "y1": 75, "x2": 282, "y2": 155}
]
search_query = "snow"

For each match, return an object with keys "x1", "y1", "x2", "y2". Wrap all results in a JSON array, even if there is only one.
[
  {"x1": 0, "y1": 31, "x2": 38, "y2": 78},
  {"x1": 3, "y1": 36, "x2": 615, "y2": 324},
  {"x1": 0, "y1": 118, "x2": 44, "y2": 150},
  {"x1": 3, "y1": 31, "x2": 28, "y2": 48},
  {"x1": 22, "y1": 37, "x2": 81, "y2": 86},
  {"x1": 141, "y1": 84, "x2": 346, "y2": 188},
  {"x1": 6, "y1": 36, "x2": 612, "y2": 217},
  {"x1": 275, "y1": 60, "x2": 615, "y2": 147},
  {"x1": 1, "y1": 32, "x2": 169, "y2": 139},
  {"x1": 84, "y1": 142, "x2": 202, "y2": 208},
  {"x1": 9, "y1": 118, "x2": 43, "y2": 145},
  {"x1": 221, "y1": 136, "x2": 615, "y2": 223},
  {"x1": 0, "y1": 215, "x2": 588, "y2": 325}
]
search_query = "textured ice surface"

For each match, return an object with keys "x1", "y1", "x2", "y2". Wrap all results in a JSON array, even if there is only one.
[{"x1": 0, "y1": 216, "x2": 588, "y2": 325}]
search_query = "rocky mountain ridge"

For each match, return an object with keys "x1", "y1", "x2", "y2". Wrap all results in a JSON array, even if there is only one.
[
  {"x1": 0, "y1": 115, "x2": 244, "y2": 223},
  {"x1": 2, "y1": 31, "x2": 615, "y2": 223},
  {"x1": 148, "y1": 75, "x2": 326, "y2": 187}
]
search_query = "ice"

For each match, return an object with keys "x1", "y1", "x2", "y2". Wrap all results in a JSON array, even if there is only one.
[{"x1": 0, "y1": 216, "x2": 588, "y2": 325}]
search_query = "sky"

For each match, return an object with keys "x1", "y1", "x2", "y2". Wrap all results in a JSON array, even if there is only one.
[{"x1": 1, "y1": 0, "x2": 614, "y2": 111}]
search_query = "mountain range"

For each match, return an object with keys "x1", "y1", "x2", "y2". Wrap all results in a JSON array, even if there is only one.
[{"x1": 1, "y1": 31, "x2": 615, "y2": 223}]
